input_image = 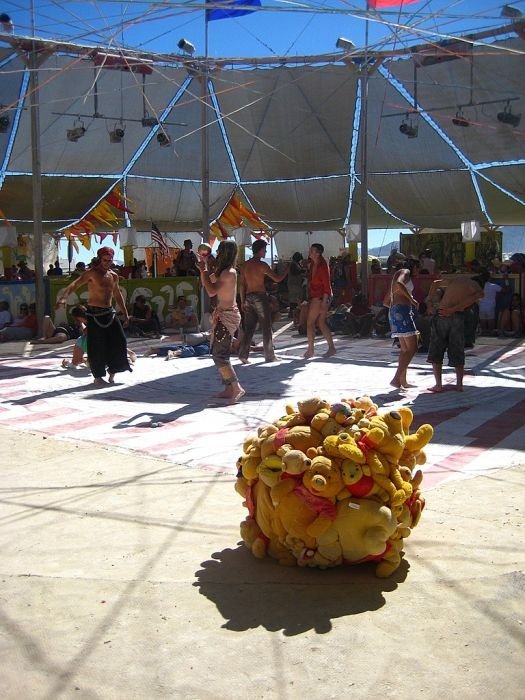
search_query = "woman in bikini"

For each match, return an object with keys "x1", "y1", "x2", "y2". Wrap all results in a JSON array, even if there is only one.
[{"x1": 386, "y1": 268, "x2": 419, "y2": 389}]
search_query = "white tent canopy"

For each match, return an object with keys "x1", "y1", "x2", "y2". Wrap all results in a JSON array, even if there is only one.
[{"x1": 0, "y1": 27, "x2": 524, "y2": 235}]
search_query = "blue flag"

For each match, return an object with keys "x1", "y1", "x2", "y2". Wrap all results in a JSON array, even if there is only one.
[{"x1": 206, "y1": 0, "x2": 261, "y2": 22}]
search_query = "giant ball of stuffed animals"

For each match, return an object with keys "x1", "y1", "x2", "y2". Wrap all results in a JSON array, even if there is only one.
[{"x1": 235, "y1": 396, "x2": 433, "y2": 577}]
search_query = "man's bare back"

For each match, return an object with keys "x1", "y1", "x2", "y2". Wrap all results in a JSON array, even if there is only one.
[
  {"x1": 427, "y1": 276, "x2": 483, "y2": 317},
  {"x1": 241, "y1": 258, "x2": 276, "y2": 294}
]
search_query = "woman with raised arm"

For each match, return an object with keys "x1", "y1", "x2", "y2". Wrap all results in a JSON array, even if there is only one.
[{"x1": 386, "y1": 268, "x2": 419, "y2": 389}]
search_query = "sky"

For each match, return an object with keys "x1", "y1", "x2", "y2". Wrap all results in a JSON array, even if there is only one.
[{"x1": 3, "y1": 0, "x2": 524, "y2": 263}]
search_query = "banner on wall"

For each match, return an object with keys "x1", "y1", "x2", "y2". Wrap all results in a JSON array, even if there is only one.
[{"x1": 48, "y1": 276, "x2": 200, "y2": 324}]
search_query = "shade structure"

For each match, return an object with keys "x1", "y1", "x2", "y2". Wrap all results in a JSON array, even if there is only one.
[{"x1": 0, "y1": 29, "x2": 524, "y2": 236}]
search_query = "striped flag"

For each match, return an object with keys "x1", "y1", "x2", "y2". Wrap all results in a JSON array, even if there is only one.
[
  {"x1": 151, "y1": 222, "x2": 170, "y2": 259},
  {"x1": 206, "y1": 0, "x2": 261, "y2": 22}
]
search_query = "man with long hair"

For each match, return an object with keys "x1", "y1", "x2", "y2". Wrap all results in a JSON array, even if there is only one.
[
  {"x1": 56, "y1": 247, "x2": 131, "y2": 386},
  {"x1": 197, "y1": 240, "x2": 245, "y2": 401}
]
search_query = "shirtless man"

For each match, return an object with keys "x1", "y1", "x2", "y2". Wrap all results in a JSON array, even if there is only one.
[
  {"x1": 426, "y1": 275, "x2": 484, "y2": 392},
  {"x1": 197, "y1": 239, "x2": 245, "y2": 401},
  {"x1": 238, "y1": 239, "x2": 288, "y2": 363},
  {"x1": 56, "y1": 247, "x2": 131, "y2": 386}
]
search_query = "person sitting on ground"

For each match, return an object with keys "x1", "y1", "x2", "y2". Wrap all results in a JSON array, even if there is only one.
[
  {"x1": 62, "y1": 305, "x2": 136, "y2": 369},
  {"x1": 0, "y1": 300, "x2": 13, "y2": 329},
  {"x1": 31, "y1": 309, "x2": 83, "y2": 344},
  {"x1": 0, "y1": 302, "x2": 37, "y2": 342},
  {"x1": 497, "y1": 292, "x2": 524, "y2": 337},
  {"x1": 164, "y1": 295, "x2": 199, "y2": 334},
  {"x1": 346, "y1": 292, "x2": 374, "y2": 337},
  {"x1": 128, "y1": 295, "x2": 162, "y2": 337}
]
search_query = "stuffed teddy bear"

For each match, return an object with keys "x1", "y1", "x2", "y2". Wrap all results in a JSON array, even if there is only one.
[
  {"x1": 240, "y1": 479, "x2": 296, "y2": 565},
  {"x1": 270, "y1": 448, "x2": 311, "y2": 502},
  {"x1": 337, "y1": 458, "x2": 390, "y2": 503},
  {"x1": 258, "y1": 454, "x2": 284, "y2": 487},
  {"x1": 318, "y1": 432, "x2": 367, "y2": 464},
  {"x1": 259, "y1": 425, "x2": 323, "y2": 458},
  {"x1": 297, "y1": 397, "x2": 331, "y2": 419},
  {"x1": 317, "y1": 497, "x2": 401, "y2": 576},
  {"x1": 272, "y1": 454, "x2": 342, "y2": 549},
  {"x1": 310, "y1": 410, "x2": 342, "y2": 438}
]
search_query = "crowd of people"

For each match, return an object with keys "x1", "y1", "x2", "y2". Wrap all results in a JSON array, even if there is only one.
[{"x1": 0, "y1": 240, "x2": 523, "y2": 399}]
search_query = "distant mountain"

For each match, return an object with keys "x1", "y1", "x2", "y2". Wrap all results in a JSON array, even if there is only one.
[{"x1": 502, "y1": 227, "x2": 525, "y2": 256}]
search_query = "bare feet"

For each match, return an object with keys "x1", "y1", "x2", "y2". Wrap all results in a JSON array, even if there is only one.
[
  {"x1": 401, "y1": 382, "x2": 417, "y2": 389},
  {"x1": 303, "y1": 349, "x2": 314, "y2": 359},
  {"x1": 323, "y1": 348, "x2": 336, "y2": 358},
  {"x1": 215, "y1": 389, "x2": 234, "y2": 399},
  {"x1": 108, "y1": 374, "x2": 115, "y2": 384},
  {"x1": 428, "y1": 385, "x2": 444, "y2": 393},
  {"x1": 214, "y1": 387, "x2": 246, "y2": 402},
  {"x1": 390, "y1": 380, "x2": 403, "y2": 390},
  {"x1": 239, "y1": 357, "x2": 250, "y2": 365}
]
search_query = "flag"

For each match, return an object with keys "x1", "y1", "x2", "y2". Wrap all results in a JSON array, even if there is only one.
[
  {"x1": 151, "y1": 222, "x2": 170, "y2": 259},
  {"x1": 207, "y1": 0, "x2": 261, "y2": 22},
  {"x1": 368, "y1": 0, "x2": 419, "y2": 7}
]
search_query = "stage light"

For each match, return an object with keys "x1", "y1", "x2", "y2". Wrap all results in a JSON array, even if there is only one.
[
  {"x1": 399, "y1": 117, "x2": 418, "y2": 138},
  {"x1": 497, "y1": 102, "x2": 521, "y2": 127},
  {"x1": 336, "y1": 37, "x2": 355, "y2": 51},
  {"x1": 66, "y1": 120, "x2": 86, "y2": 142},
  {"x1": 157, "y1": 131, "x2": 171, "y2": 147},
  {"x1": 109, "y1": 125, "x2": 125, "y2": 143},
  {"x1": 501, "y1": 4, "x2": 523, "y2": 18},
  {"x1": 452, "y1": 110, "x2": 469, "y2": 127},
  {"x1": 141, "y1": 114, "x2": 158, "y2": 127},
  {"x1": 177, "y1": 38, "x2": 195, "y2": 56}
]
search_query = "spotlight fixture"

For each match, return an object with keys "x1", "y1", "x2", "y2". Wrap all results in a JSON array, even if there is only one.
[
  {"x1": 336, "y1": 37, "x2": 355, "y2": 51},
  {"x1": 109, "y1": 123, "x2": 125, "y2": 143},
  {"x1": 141, "y1": 115, "x2": 158, "y2": 127},
  {"x1": 66, "y1": 120, "x2": 86, "y2": 142},
  {"x1": 177, "y1": 38, "x2": 196, "y2": 56},
  {"x1": 0, "y1": 106, "x2": 10, "y2": 133},
  {"x1": 399, "y1": 116, "x2": 418, "y2": 138},
  {"x1": 452, "y1": 109, "x2": 469, "y2": 127},
  {"x1": 501, "y1": 4, "x2": 523, "y2": 18},
  {"x1": 156, "y1": 131, "x2": 171, "y2": 147},
  {"x1": 497, "y1": 101, "x2": 521, "y2": 127}
]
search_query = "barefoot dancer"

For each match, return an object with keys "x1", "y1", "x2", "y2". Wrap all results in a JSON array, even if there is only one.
[
  {"x1": 303, "y1": 243, "x2": 336, "y2": 359},
  {"x1": 197, "y1": 240, "x2": 245, "y2": 401},
  {"x1": 386, "y1": 268, "x2": 419, "y2": 389},
  {"x1": 56, "y1": 247, "x2": 131, "y2": 386},
  {"x1": 426, "y1": 275, "x2": 484, "y2": 392}
]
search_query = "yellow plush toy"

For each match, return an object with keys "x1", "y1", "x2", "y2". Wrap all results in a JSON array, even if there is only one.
[
  {"x1": 235, "y1": 395, "x2": 433, "y2": 577},
  {"x1": 259, "y1": 424, "x2": 323, "y2": 458}
]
